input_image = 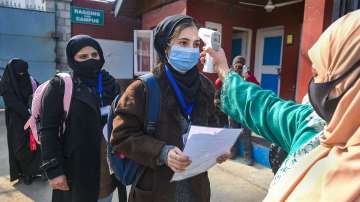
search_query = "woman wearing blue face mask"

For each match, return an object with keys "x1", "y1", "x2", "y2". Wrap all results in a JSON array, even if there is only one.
[{"x1": 111, "y1": 15, "x2": 230, "y2": 202}]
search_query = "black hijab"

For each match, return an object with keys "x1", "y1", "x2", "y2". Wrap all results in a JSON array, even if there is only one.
[
  {"x1": 1, "y1": 58, "x2": 33, "y2": 105},
  {"x1": 66, "y1": 35, "x2": 105, "y2": 71},
  {"x1": 66, "y1": 35, "x2": 119, "y2": 107},
  {"x1": 154, "y1": 15, "x2": 201, "y2": 105}
]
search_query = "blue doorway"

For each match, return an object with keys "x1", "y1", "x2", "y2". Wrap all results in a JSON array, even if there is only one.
[{"x1": 255, "y1": 27, "x2": 284, "y2": 95}]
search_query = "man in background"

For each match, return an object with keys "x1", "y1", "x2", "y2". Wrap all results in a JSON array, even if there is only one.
[{"x1": 228, "y1": 56, "x2": 259, "y2": 165}]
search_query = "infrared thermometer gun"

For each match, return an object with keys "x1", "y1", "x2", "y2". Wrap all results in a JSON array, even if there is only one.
[{"x1": 199, "y1": 28, "x2": 221, "y2": 73}]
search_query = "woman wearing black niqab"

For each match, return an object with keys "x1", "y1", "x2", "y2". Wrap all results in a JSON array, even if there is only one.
[
  {"x1": 39, "y1": 35, "x2": 124, "y2": 202},
  {"x1": 0, "y1": 58, "x2": 40, "y2": 185}
]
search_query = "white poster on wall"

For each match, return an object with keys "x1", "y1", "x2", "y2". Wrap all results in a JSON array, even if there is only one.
[{"x1": 96, "y1": 39, "x2": 133, "y2": 79}]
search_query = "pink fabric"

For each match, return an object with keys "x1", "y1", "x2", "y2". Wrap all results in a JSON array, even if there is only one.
[
  {"x1": 215, "y1": 78, "x2": 222, "y2": 90},
  {"x1": 57, "y1": 73, "x2": 73, "y2": 117},
  {"x1": 29, "y1": 130, "x2": 37, "y2": 152},
  {"x1": 116, "y1": 152, "x2": 126, "y2": 159},
  {"x1": 24, "y1": 73, "x2": 73, "y2": 144},
  {"x1": 30, "y1": 76, "x2": 38, "y2": 93},
  {"x1": 28, "y1": 76, "x2": 38, "y2": 150}
]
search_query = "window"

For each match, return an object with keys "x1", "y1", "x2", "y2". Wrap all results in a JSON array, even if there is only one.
[
  {"x1": 332, "y1": 0, "x2": 359, "y2": 21},
  {"x1": 133, "y1": 30, "x2": 155, "y2": 76}
]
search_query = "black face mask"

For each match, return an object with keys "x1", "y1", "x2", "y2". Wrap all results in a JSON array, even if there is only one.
[
  {"x1": 308, "y1": 60, "x2": 360, "y2": 122},
  {"x1": 73, "y1": 59, "x2": 103, "y2": 80},
  {"x1": 15, "y1": 72, "x2": 30, "y2": 82}
]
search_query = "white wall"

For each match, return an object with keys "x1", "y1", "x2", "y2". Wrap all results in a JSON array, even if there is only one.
[{"x1": 96, "y1": 39, "x2": 133, "y2": 79}]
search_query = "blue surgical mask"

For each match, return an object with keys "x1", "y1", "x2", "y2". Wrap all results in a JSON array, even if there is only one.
[{"x1": 168, "y1": 45, "x2": 200, "y2": 74}]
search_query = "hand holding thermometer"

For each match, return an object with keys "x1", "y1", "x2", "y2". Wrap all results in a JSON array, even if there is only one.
[
  {"x1": 199, "y1": 28, "x2": 221, "y2": 73},
  {"x1": 242, "y1": 64, "x2": 249, "y2": 75}
]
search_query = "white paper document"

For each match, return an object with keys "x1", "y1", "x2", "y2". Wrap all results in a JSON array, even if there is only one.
[
  {"x1": 171, "y1": 125, "x2": 241, "y2": 182},
  {"x1": 100, "y1": 105, "x2": 111, "y2": 116}
]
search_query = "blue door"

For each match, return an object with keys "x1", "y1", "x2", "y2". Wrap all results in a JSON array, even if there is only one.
[
  {"x1": 255, "y1": 28, "x2": 283, "y2": 95},
  {"x1": 232, "y1": 38, "x2": 242, "y2": 61}
]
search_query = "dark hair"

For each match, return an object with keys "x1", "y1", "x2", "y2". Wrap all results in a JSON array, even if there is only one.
[
  {"x1": 154, "y1": 15, "x2": 198, "y2": 64},
  {"x1": 168, "y1": 21, "x2": 198, "y2": 44},
  {"x1": 232, "y1": 56, "x2": 246, "y2": 66}
]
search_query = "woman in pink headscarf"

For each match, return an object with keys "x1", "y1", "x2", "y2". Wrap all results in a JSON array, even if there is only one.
[{"x1": 202, "y1": 10, "x2": 360, "y2": 201}]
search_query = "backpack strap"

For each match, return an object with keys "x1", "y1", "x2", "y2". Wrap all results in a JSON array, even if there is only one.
[
  {"x1": 107, "y1": 94, "x2": 121, "y2": 142},
  {"x1": 56, "y1": 73, "x2": 73, "y2": 119},
  {"x1": 24, "y1": 73, "x2": 73, "y2": 144},
  {"x1": 111, "y1": 95, "x2": 121, "y2": 115},
  {"x1": 138, "y1": 73, "x2": 160, "y2": 135},
  {"x1": 30, "y1": 76, "x2": 38, "y2": 93}
]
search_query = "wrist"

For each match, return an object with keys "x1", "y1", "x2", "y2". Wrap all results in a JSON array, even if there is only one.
[
  {"x1": 157, "y1": 145, "x2": 174, "y2": 166},
  {"x1": 45, "y1": 166, "x2": 64, "y2": 180},
  {"x1": 218, "y1": 67, "x2": 230, "y2": 81}
]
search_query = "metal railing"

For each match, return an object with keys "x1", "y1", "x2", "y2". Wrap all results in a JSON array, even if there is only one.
[{"x1": 0, "y1": 0, "x2": 46, "y2": 11}]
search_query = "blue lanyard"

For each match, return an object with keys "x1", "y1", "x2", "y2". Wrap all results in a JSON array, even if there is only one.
[
  {"x1": 164, "y1": 64, "x2": 194, "y2": 120},
  {"x1": 97, "y1": 72, "x2": 104, "y2": 106}
]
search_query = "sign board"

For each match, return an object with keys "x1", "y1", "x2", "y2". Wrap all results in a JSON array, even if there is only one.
[{"x1": 71, "y1": 6, "x2": 104, "y2": 26}]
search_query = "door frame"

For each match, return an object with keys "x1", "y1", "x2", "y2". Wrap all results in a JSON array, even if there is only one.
[
  {"x1": 232, "y1": 26, "x2": 252, "y2": 66},
  {"x1": 254, "y1": 26, "x2": 284, "y2": 95},
  {"x1": 295, "y1": 24, "x2": 303, "y2": 100}
]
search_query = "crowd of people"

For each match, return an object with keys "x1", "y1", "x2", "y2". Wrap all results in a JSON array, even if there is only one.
[{"x1": 0, "y1": 9, "x2": 359, "y2": 202}]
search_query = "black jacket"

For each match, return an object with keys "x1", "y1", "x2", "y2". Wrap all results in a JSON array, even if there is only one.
[
  {"x1": 111, "y1": 66, "x2": 217, "y2": 202},
  {"x1": 39, "y1": 70, "x2": 119, "y2": 202}
]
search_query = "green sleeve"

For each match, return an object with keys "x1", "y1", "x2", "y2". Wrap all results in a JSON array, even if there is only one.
[{"x1": 221, "y1": 71, "x2": 318, "y2": 153}]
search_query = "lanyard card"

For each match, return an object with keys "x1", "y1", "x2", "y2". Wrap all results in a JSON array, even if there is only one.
[
  {"x1": 100, "y1": 105, "x2": 111, "y2": 116},
  {"x1": 182, "y1": 122, "x2": 192, "y2": 146}
]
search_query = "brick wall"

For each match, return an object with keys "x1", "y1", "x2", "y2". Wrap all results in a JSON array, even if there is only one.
[{"x1": 46, "y1": 0, "x2": 72, "y2": 71}]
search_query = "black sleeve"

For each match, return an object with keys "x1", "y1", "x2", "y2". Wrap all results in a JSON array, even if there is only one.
[
  {"x1": 39, "y1": 77, "x2": 65, "y2": 179},
  {"x1": 208, "y1": 94, "x2": 218, "y2": 127},
  {"x1": 2, "y1": 89, "x2": 30, "y2": 120}
]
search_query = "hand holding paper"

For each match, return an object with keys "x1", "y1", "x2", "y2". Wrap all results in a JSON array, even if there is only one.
[
  {"x1": 171, "y1": 125, "x2": 241, "y2": 181},
  {"x1": 167, "y1": 147, "x2": 192, "y2": 172}
]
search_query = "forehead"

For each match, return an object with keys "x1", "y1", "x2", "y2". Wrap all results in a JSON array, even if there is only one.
[
  {"x1": 76, "y1": 46, "x2": 98, "y2": 55},
  {"x1": 234, "y1": 58, "x2": 245, "y2": 64},
  {"x1": 234, "y1": 60, "x2": 242, "y2": 65},
  {"x1": 176, "y1": 26, "x2": 200, "y2": 41}
]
